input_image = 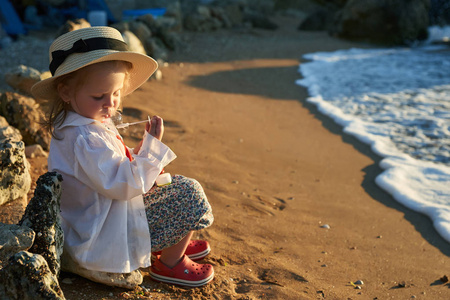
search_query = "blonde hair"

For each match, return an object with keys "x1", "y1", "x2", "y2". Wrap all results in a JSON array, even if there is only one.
[{"x1": 42, "y1": 60, "x2": 133, "y2": 139}]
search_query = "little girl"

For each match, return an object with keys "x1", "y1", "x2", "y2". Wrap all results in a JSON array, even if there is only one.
[{"x1": 31, "y1": 26, "x2": 214, "y2": 288}]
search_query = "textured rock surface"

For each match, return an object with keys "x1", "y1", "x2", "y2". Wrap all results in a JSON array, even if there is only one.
[
  {"x1": 0, "y1": 223, "x2": 35, "y2": 265},
  {"x1": 0, "y1": 116, "x2": 22, "y2": 142},
  {"x1": 4, "y1": 65, "x2": 42, "y2": 96},
  {"x1": 18, "y1": 172, "x2": 64, "y2": 277},
  {"x1": 0, "y1": 251, "x2": 65, "y2": 300},
  {"x1": 61, "y1": 251, "x2": 143, "y2": 289},
  {"x1": 0, "y1": 139, "x2": 31, "y2": 206},
  {"x1": 332, "y1": 0, "x2": 430, "y2": 45},
  {"x1": 0, "y1": 92, "x2": 50, "y2": 150}
]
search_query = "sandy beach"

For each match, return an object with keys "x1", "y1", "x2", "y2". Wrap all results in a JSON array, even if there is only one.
[{"x1": 4, "y1": 16, "x2": 450, "y2": 299}]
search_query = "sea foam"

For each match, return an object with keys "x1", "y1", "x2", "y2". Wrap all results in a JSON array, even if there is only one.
[{"x1": 297, "y1": 30, "x2": 450, "y2": 243}]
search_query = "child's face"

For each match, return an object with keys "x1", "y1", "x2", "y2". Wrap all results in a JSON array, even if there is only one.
[{"x1": 59, "y1": 62, "x2": 127, "y2": 122}]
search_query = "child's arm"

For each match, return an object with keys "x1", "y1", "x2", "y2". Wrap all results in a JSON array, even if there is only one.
[{"x1": 134, "y1": 115, "x2": 164, "y2": 154}]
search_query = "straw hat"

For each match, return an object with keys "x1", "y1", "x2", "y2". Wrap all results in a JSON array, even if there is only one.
[{"x1": 31, "y1": 26, "x2": 158, "y2": 101}]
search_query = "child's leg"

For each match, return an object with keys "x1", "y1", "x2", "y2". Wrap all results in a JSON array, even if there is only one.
[
  {"x1": 159, "y1": 231, "x2": 193, "y2": 268},
  {"x1": 143, "y1": 175, "x2": 214, "y2": 286},
  {"x1": 143, "y1": 175, "x2": 213, "y2": 253}
]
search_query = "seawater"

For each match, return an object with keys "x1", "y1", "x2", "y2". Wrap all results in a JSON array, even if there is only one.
[{"x1": 296, "y1": 26, "x2": 450, "y2": 243}]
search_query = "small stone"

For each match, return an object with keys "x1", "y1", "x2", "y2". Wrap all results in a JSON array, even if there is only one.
[
  {"x1": 321, "y1": 264, "x2": 327, "y2": 267},
  {"x1": 109, "y1": 292, "x2": 114, "y2": 297},
  {"x1": 320, "y1": 224, "x2": 330, "y2": 229},
  {"x1": 232, "y1": 180, "x2": 239, "y2": 184},
  {"x1": 61, "y1": 278, "x2": 73, "y2": 284},
  {"x1": 354, "y1": 286, "x2": 362, "y2": 290},
  {"x1": 154, "y1": 69, "x2": 163, "y2": 81},
  {"x1": 25, "y1": 144, "x2": 48, "y2": 158},
  {"x1": 377, "y1": 235, "x2": 382, "y2": 239},
  {"x1": 355, "y1": 280, "x2": 364, "y2": 285}
]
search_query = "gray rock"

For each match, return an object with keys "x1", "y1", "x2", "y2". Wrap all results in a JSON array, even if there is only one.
[
  {"x1": 55, "y1": 18, "x2": 91, "y2": 38},
  {"x1": 128, "y1": 20, "x2": 152, "y2": 42},
  {"x1": 122, "y1": 31, "x2": 147, "y2": 55},
  {"x1": 0, "y1": 251, "x2": 65, "y2": 300},
  {"x1": 18, "y1": 172, "x2": 64, "y2": 277},
  {"x1": 0, "y1": 139, "x2": 31, "y2": 206},
  {"x1": 210, "y1": 6, "x2": 233, "y2": 28},
  {"x1": 159, "y1": 28, "x2": 183, "y2": 51},
  {"x1": 61, "y1": 250, "x2": 143, "y2": 289},
  {"x1": 298, "y1": 8, "x2": 334, "y2": 31},
  {"x1": 25, "y1": 144, "x2": 48, "y2": 159},
  {"x1": 144, "y1": 37, "x2": 169, "y2": 61},
  {"x1": 0, "y1": 92, "x2": 50, "y2": 150},
  {"x1": 0, "y1": 116, "x2": 22, "y2": 142},
  {"x1": 4, "y1": 65, "x2": 42, "y2": 96},
  {"x1": 243, "y1": 10, "x2": 278, "y2": 30},
  {"x1": 331, "y1": 0, "x2": 430, "y2": 45},
  {"x1": 0, "y1": 223, "x2": 35, "y2": 265}
]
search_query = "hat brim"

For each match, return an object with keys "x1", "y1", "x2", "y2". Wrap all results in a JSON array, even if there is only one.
[{"x1": 31, "y1": 50, "x2": 158, "y2": 101}]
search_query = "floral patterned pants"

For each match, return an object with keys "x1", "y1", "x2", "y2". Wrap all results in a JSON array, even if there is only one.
[{"x1": 143, "y1": 175, "x2": 213, "y2": 252}]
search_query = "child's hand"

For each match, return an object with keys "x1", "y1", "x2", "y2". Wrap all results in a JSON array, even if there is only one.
[{"x1": 146, "y1": 115, "x2": 164, "y2": 141}]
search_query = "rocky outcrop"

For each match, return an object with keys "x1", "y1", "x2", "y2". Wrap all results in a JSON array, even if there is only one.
[
  {"x1": 18, "y1": 172, "x2": 64, "y2": 277},
  {"x1": 0, "y1": 251, "x2": 65, "y2": 300},
  {"x1": 55, "y1": 18, "x2": 91, "y2": 37},
  {"x1": 0, "y1": 92, "x2": 50, "y2": 150},
  {"x1": 331, "y1": 0, "x2": 430, "y2": 45},
  {"x1": 0, "y1": 223, "x2": 34, "y2": 264},
  {"x1": 0, "y1": 137, "x2": 31, "y2": 206},
  {"x1": 0, "y1": 116, "x2": 22, "y2": 142},
  {"x1": 0, "y1": 172, "x2": 65, "y2": 300},
  {"x1": 4, "y1": 65, "x2": 43, "y2": 96}
]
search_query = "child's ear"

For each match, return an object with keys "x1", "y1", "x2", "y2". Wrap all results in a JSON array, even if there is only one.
[{"x1": 57, "y1": 82, "x2": 72, "y2": 103}]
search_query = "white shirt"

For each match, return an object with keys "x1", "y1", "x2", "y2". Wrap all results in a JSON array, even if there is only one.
[{"x1": 48, "y1": 112, "x2": 176, "y2": 273}]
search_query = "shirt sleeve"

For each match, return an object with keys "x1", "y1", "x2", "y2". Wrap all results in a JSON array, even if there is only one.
[{"x1": 73, "y1": 130, "x2": 176, "y2": 200}]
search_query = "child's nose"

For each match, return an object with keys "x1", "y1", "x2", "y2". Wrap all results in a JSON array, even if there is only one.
[{"x1": 103, "y1": 95, "x2": 115, "y2": 107}]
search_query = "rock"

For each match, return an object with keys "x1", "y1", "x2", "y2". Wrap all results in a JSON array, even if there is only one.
[
  {"x1": 55, "y1": 18, "x2": 91, "y2": 37},
  {"x1": 243, "y1": 10, "x2": 278, "y2": 30},
  {"x1": 0, "y1": 116, "x2": 22, "y2": 142},
  {"x1": 122, "y1": 31, "x2": 147, "y2": 55},
  {"x1": 222, "y1": 3, "x2": 245, "y2": 27},
  {"x1": 210, "y1": 6, "x2": 233, "y2": 28},
  {"x1": 298, "y1": 8, "x2": 335, "y2": 31},
  {"x1": 18, "y1": 172, "x2": 64, "y2": 277},
  {"x1": 159, "y1": 28, "x2": 182, "y2": 51},
  {"x1": 40, "y1": 71, "x2": 52, "y2": 81},
  {"x1": 0, "y1": 223, "x2": 35, "y2": 265},
  {"x1": 197, "y1": 5, "x2": 212, "y2": 18},
  {"x1": 144, "y1": 37, "x2": 169, "y2": 61},
  {"x1": 0, "y1": 92, "x2": 50, "y2": 150},
  {"x1": 0, "y1": 140, "x2": 31, "y2": 206},
  {"x1": 111, "y1": 21, "x2": 130, "y2": 33},
  {"x1": 331, "y1": 0, "x2": 430, "y2": 45},
  {"x1": 0, "y1": 251, "x2": 65, "y2": 300},
  {"x1": 4, "y1": 65, "x2": 42, "y2": 96},
  {"x1": 61, "y1": 250, "x2": 143, "y2": 289},
  {"x1": 136, "y1": 14, "x2": 159, "y2": 33},
  {"x1": 153, "y1": 69, "x2": 163, "y2": 81},
  {"x1": 25, "y1": 144, "x2": 48, "y2": 159},
  {"x1": 128, "y1": 20, "x2": 153, "y2": 42}
]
